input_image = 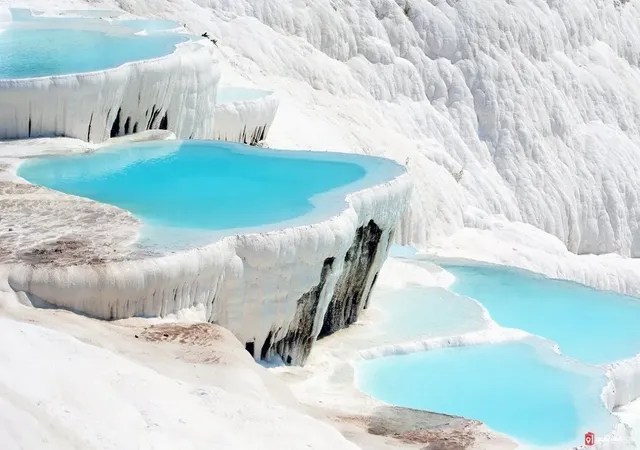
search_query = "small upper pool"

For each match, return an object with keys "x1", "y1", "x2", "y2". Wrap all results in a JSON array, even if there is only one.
[
  {"x1": 0, "y1": 24, "x2": 187, "y2": 79},
  {"x1": 217, "y1": 87, "x2": 273, "y2": 104},
  {"x1": 444, "y1": 264, "x2": 640, "y2": 365},
  {"x1": 18, "y1": 140, "x2": 404, "y2": 244},
  {"x1": 116, "y1": 19, "x2": 182, "y2": 32},
  {"x1": 8, "y1": 8, "x2": 124, "y2": 21},
  {"x1": 357, "y1": 340, "x2": 615, "y2": 448}
]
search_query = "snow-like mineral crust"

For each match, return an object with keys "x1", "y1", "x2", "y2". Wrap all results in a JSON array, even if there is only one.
[
  {"x1": 214, "y1": 87, "x2": 279, "y2": 145},
  {"x1": 0, "y1": 10, "x2": 220, "y2": 143}
]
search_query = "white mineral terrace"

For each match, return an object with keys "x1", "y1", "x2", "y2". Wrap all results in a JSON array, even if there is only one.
[
  {"x1": 0, "y1": 9, "x2": 220, "y2": 143},
  {"x1": 0, "y1": 136, "x2": 412, "y2": 366},
  {"x1": 214, "y1": 87, "x2": 279, "y2": 145}
]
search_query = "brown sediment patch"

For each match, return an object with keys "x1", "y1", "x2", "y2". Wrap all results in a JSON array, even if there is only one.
[
  {"x1": 18, "y1": 239, "x2": 109, "y2": 265},
  {"x1": 398, "y1": 429, "x2": 475, "y2": 449},
  {"x1": 139, "y1": 323, "x2": 228, "y2": 365},
  {"x1": 140, "y1": 323, "x2": 224, "y2": 345},
  {"x1": 338, "y1": 405, "x2": 479, "y2": 449},
  {"x1": 0, "y1": 178, "x2": 141, "y2": 265}
]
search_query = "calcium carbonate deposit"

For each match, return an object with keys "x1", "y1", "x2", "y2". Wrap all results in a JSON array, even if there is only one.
[{"x1": 2, "y1": 0, "x2": 640, "y2": 449}]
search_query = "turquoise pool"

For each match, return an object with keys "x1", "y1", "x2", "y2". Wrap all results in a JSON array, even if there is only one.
[
  {"x1": 116, "y1": 19, "x2": 182, "y2": 32},
  {"x1": 354, "y1": 259, "x2": 640, "y2": 447},
  {"x1": 217, "y1": 87, "x2": 273, "y2": 103},
  {"x1": 357, "y1": 340, "x2": 614, "y2": 448},
  {"x1": 444, "y1": 264, "x2": 640, "y2": 365},
  {"x1": 0, "y1": 25, "x2": 187, "y2": 79},
  {"x1": 18, "y1": 140, "x2": 403, "y2": 237},
  {"x1": 9, "y1": 8, "x2": 124, "y2": 21}
]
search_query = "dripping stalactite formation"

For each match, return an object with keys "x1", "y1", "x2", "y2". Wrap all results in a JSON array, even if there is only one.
[
  {"x1": 215, "y1": 124, "x2": 270, "y2": 146},
  {"x1": 105, "y1": 105, "x2": 170, "y2": 141}
]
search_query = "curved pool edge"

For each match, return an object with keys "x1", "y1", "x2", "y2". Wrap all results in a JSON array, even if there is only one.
[
  {"x1": 214, "y1": 89, "x2": 279, "y2": 145},
  {"x1": 353, "y1": 314, "x2": 638, "y2": 449},
  {"x1": 0, "y1": 18, "x2": 219, "y2": 142},
  {"x1": 417, "y1": 257, "x2": 640, "y2": 409},
  {"x1": 3, "y1": 141, "x2": 413, "y2": 367}
]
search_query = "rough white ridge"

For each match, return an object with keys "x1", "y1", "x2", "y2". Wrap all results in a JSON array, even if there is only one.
[
  {"x1": 606, "y1": 356, "x2": 640, "y2": 410},
  {"x1": 214, "y1": 88, "x2": 279, "y2": 145}
]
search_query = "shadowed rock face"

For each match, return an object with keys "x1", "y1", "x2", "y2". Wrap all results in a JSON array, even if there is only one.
[
  {"x1": 275, "y1": 256, "x2": 336, "y2": 364},
  {"x1": 251, "y1": 219, "x2": 386, "y2": 366},
  {"x1": 252, "y1": 256, "x2": 335, "y2": 365},
  {"x1": 320, "y1": 219, "x2": 383, "y2": 338}
]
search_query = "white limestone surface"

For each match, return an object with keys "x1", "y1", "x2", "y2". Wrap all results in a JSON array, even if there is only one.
[
  {"x1": 214, "y1": 87, "x2": 279, "y2": 145},
  {"x1": 0, "y1": 13, "x2": 220, "y2": 143},
  {"x1": 605, "y1": 356, "x2": 640, "y2": 410},
  {"x1": 0, "y1": 315, "x2": 361, "y2": 450}
]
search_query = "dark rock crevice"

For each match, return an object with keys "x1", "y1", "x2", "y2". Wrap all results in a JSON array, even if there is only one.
[
  {"x1": 110, "y1": 107, "x2": 122, "y2": 138},
  {"x1": 320, "y1": 220, "x2": 383, "y2": 338},
  {"x1": 147, "y1": 105, "x2": 162, "y2": 130},
  {"x1": 253, "y1": 219, "x2": 387, "y2": 366},
  {"x1": 264, "y1": 256, "x2": 335, "y2": 365},
  {"x1": 233, "y1": 124, "x2": 269, "y2": 146},
  {"x1": 87, "y1": 113, "x2": 93, "y2": 142},
  {"x1": 159, "y1": 112, "x2": 168, "y2": 130}
]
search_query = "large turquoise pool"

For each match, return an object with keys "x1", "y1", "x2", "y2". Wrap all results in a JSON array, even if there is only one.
[
  {"x1": 0, "y1": 25, "x2": 187, "y2": 79},
  {"x1": 357, "y1": 340, "x2": 614, "y2": 448},
  {"x1": 18, "y1": 140, "x2": 402, "y2": 237}
]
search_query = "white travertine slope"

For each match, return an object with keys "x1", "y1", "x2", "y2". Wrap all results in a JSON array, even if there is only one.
[
  {"x1": 214, "y1": 87, "x2": 279, "y2": 144},
  {"x1": 0, "y1": 12, "x2": 220, "y2": 143},
  {"x1": 0, "y1": 316, "x2": 360, "y2": 450}
]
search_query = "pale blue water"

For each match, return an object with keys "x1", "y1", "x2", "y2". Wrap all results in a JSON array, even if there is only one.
[
  {"x1": 9, "y1": 8, "x2": 124, "y2": 21},
  {"x1": 217, "y1": 87, "x2": 273, "y2": 103},
  {"x1": 444, "y1": 264, "x2": 640, "y2": 364},
  {"x1": 117, "y1": 19, "x2": 181, "y2": 32},
  {"x1": 369, "y1": 284, "x2": 487, "y2": 342},
  {"x1": 387, "y1": 244, "x2": 418, "y2": 258},
  {"x1": 18, "y1": 140, "x2": 401, "y2": 234},
  {"x1": 8, "y1": 8, "x2": 41, "y2": 21},
  {"x1": 9, "y1": 9, "x2": 179, "y2": 32},
  {"x1": 357, "y1": 341, "x2": 615, "y2": 447},
  {"x1": 0, "y1": 26, "x2": 186, "y2": 79}
]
